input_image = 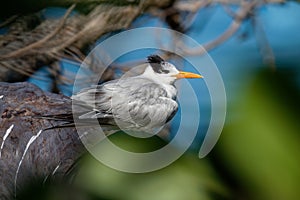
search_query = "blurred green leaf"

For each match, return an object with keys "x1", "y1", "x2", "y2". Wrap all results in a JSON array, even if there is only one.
[
  {"x1": 215, "y1": 69, "x2": 300, "y2": 200},
  {"x1": 75, "y1": 134, "x2": 229, "y2": 200}
]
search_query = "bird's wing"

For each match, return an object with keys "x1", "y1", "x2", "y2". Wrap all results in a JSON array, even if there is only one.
[
  {"x1": 72, "y1": 77, "x2": 178, "y2": 131},
  {"x1": 107, "y1": 78, "x2": 178, "y2": 131}
]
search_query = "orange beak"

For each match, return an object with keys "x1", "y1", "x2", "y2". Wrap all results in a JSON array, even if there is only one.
[{"x1": 175, "y1": 71, "x2": 203, "y2": 79}]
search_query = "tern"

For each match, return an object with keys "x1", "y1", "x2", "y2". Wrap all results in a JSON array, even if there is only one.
[{"x1": 46, "y1": 55, "x2": 202, "y2": 136}]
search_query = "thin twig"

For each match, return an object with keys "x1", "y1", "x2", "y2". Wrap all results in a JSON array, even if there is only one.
[
  {"x1": 252, "y1": 13, "x2": 276, "y2": 70},
  {"x1": 1, "y1": 62, "x2": 48, "y2": 81},
  {"x1": 67, "y1": 46, "x2": 86, "y2": 61},
  {"x1": 0, "y1": 15, "x2": 19, "y2": 28},
  {"x1": 222, "y1": 3, "x2": 237, "y2": 19},
  {"x1": 174, "y1": 0, "x2": 210, "y2": 12},
  {"x1": 63, "y1": 48, "x2": 85, "y2": 63}
]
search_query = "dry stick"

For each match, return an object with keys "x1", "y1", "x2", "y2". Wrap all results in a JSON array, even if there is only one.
[
  {"x1": 0, "y1": 4, "x2": 76, "y2": 60},
  {"x1": 67, "y1": 46, "x2": 86, "y2": 61},
  {"x1": 63, "y1": 48, "x2": 85, "y2": 63},
  {"x1": 0, "y1": 15, "x2": 19, "y2": 28},
  {"x1": 61, "y1": 55, "x2": 83, "y2": 66},
  {"x1": 222, "y1": 3, "x2": 237, "y2": 18},
  {"x1": 49, "y1": 62, "x2": 73, "y2": 85},
  {"x1": 174, "y1": 0, "x2": 210, "y2": 12},
  {"x1": 1, "y1": 62, "x2": 49, "y2": 81},
  {"x1": 252, "y1": 15, "x2": 276, "y2": 70},
  {"x1": 55, "y1": 49, "x2": 85, "y2": 66},
  {"x1": 1, "y1": 62, "x2": 33, "y2": 77},
  {"x1": 167, "y1": 0, "x2": 211, "y2": 31},
  {"x1": 178, "y1": 1, "x2": 257, "y2": 55}
]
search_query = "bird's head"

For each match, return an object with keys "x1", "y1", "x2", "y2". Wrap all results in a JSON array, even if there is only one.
[{"x1": 143, "y1": 55, "x2": 203, "y2": 84}]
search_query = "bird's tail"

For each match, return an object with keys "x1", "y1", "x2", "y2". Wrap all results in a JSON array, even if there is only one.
[{"x1": 35, "y1": 113, "x2": 118, "y2": 131}]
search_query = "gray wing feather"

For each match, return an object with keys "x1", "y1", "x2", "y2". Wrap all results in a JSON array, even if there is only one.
[{"x1": 72, "y1": 77, "x2": 178, "y2": 132}]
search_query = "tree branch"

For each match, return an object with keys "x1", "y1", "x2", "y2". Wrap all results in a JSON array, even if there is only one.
[{"x1": 178, "y1": 1, "x2": 257, "y2": 55}]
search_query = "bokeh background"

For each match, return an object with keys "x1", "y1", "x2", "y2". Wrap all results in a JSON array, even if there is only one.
[{"x1": 1, "y1": 0, "x2": 300, "y2": 199}]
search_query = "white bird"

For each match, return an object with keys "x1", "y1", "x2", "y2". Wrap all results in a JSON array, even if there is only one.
[
  {"x1": 44, "y1": 55, "x2": 202, "y2": 137},
  {"x1": 70, "y1": 55, "x2": 202, "y2": 136}
]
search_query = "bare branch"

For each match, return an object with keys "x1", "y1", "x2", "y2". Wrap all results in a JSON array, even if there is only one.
[
  {"x1": 252, "y1": 13, "x2": 276, "y2": 70},
  {"x1": 174, "y1": 0, "x2": 210, "y2": 12},
  {"x1": 0, "y1": 15, "x2": 19, "y2": 28},
  {"x1": 178, "y1": 1, "x2": 257, "y2": 55}
]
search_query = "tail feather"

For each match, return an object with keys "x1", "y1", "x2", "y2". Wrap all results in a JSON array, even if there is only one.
[{"x1": 36, "y1": 113, "x2": 118, "y2": 131}]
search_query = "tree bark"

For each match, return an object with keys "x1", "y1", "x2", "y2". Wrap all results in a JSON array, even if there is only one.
[{"x1": 0, "y1": 82, "x2": 83, "y2": 199}]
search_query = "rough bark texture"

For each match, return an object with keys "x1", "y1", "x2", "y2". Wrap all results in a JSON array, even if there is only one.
[{"x1": 0, "y1": 82, "x2": 84, "y2": 199}]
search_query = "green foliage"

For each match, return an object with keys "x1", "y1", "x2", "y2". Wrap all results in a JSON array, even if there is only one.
[
  {"x1": 215, "y1": 69, "x2": 300, "y2": 199},
  {"x1": 74, "y1": 134, "x2": 228, "y2": 200}
]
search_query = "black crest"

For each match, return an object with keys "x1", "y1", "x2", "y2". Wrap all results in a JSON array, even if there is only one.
[
  {"x1": 147, "y1": 55, "x2": 169, "y2": 74},
  {"x1": 147, "y1": 55, "x2": 164, "y2": 64}
]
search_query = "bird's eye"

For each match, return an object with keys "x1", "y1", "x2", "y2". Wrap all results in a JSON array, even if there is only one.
[{"x1": 160, "y1": 62, "x2": 170, "y2": 74}]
